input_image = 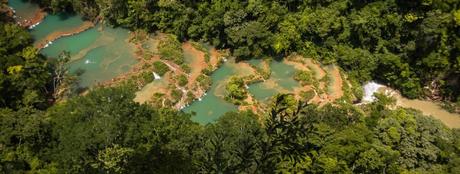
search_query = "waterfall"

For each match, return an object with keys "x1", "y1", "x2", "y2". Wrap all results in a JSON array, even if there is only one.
[
  {"x1": 362, "y1": 81, "x2": 384, "y2": 102},
  {"x1": 153, "y1": 72, "x2": 161, "y2": 80}
]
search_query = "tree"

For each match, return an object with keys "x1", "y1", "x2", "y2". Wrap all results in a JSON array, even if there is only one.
[
  {"x1": 225, "y1": 76, "x2": 248, "y2": 104},
  {"x1": 194, "y1": 111, "x2": 263, "y2": 173},
  {"x1": 51, "y1": 51, "x2": 78, "y2": 101},
  {"x1": 46, "y1": 86, "x2": 200, "y2": 173},
  {"x1": 0, "y1": 23, "x2": 52, "y2": 110}
]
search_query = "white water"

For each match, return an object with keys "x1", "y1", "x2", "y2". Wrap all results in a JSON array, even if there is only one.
[
  {"x1": 84, "y1": 59, "x2": 95, "y2": 64},
  {"x1": 362, "y1": 81, "x2": 384, "y2": 102},
  {"x1": 153, "y1": 72, "x2": 161, "y2": 80},
  {"x1": 43, "y1": 41, "x2": 53, "y2": 48},
  {"x1": 28, "y1": 21, "x2": 41, "y2": 29}
]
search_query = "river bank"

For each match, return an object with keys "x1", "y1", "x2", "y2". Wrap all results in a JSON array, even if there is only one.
[
  {"x1": 18, "y1": 8, "x2": 45, "y2": 28},
  {"x1": 362, "y1": 82, "x2": 460, "y2": 128}
]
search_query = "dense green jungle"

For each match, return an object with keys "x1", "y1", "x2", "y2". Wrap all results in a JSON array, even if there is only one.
[{"x1": 1, "y1": 0, "x2": 460, "y2": 173}]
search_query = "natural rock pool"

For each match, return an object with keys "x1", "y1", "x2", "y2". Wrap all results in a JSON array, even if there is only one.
[
  {"x1": 41, "y1": 25, "x2": 138, "y2": 87},
  {"x1": 14, "y1": 0, "x2": 460, "y2": 127}
]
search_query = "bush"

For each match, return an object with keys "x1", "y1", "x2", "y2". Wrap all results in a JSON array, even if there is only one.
[
  {"x1": 201, "y1": 66, "x2": 213, "y2": 75},
  {"x1": 141, "y1": 71, "x2": 154, "y2": 84},
  {"x1": 294, "y1": 70, "x2": 314, "y2": 86},
  {"x1": 197, "y1": 74, "x2": 211, "y2": 89},
  {"x1": 158, "y1": 34, "x2": 184, "y2": 65},
  {"x1": 225, "y1": 76, "x2": 248, "y2": 104},
  {"x1": 300, "y1": 90, "x2": 315, "y2": 102},
  {"x1": 171, "y1": 89, "x2": 183, "y2": 104},
  {"x1": 177, "y1": 74, "x2": 188, "y2": 87},
  {"x1": 181, "y1": 64, "x2": 191, "y2": 74},
  {"x1": 153, "y1": 61, "x2": 169, "y2": 76}
]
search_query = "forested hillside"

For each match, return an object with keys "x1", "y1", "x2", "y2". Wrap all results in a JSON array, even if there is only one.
[
  {"x1": 1, "y1": 0, "x2": 460, "y2": 173},
  {"x1": 1, "y1": 85, "x2": 460, "y2": 173},
  {"x1": 35, "y1": 0, "x2": 460, "y2": 101},
  {"x1": 0, "y1": 0, "x2": 53, "y2": 110}
]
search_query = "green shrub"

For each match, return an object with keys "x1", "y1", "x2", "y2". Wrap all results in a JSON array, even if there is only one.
[
  {"x1": 171, "y1": 89, "x2": 183, "y2": 104},
  {"x1": 201, "y1": 66, "x2": 213, "y2": 75},
  {"x1": 158, "y1": 34, "x2": 184, "y2": 65},
  {"x1": 181, "y1": 64, "x2": 191, "y2": 74},
  {"x1": 177, "y1": 74, "x2": 188, "y2": 87},
  {"x1": 141, "y1": 71, "x2": 154, "y2": 84},
  {"x1": 225, "y1": 76, "x2": 248, "y2": 104},
  {"x1": 300, "y1": 90, "x2": 315, "y2": 102},
  {"x1": 294, "y1": 70, "x2": 314, "y2": 86},
  {"x1": 196, "y1": 74, "x2": 211, "y2": 89},
  {"x1": 153, "y1": 61, "x2": 169, "y2": 76}
]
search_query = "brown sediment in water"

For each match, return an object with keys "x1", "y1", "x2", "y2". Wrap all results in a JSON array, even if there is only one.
[
  {"x1": 284, "y1": 56, "x2": 345, "y2": 105},
  {"x1": 379, "y1": 87, "x2": 460, "y2": 128},
  {"x1": 209, "y1": 48, "x2": 222, "y2": 68},
  {"x1": 213, "y1": 81, "x2": 227, "y2": 98},
  {"x1": 35, "y1": 21, "x2": 94, "y2": 49},
  {"x1": 263, "y1": 79, "x2": 289, "y2": 93},
  {"x1": 229, "y1": 59, "x2": 257, "y2": 76},
  {"x1": 17, "y1": 8, "x2": 46, "y2": 28},
  {"x1": 182, "y1": 42, "x2": 207, "y2": 89},
  {"x1": 304, "y1": 58, "x2": 326, "y2": 80},
  {"x1": 98, "y1": 42, "x2": 160, "y2": 88},
  {"x1": 134, "y1": 73, "x2": 170, "y2": 104},
  {"x1": 398, "y1": 98, "x2": 460, "y2": 128},
  {"x1": 70, "y1": 29, "x2": 116, "y2": 62},
  {"x1": 284, "y1": 59, "x2": 309, "y2": 72}
]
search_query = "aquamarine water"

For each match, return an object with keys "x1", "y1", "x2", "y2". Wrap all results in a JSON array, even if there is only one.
[
  {"x1": 248, "y1": 82, "x2": 279, "y2": 101},
  {"x1": 40, "y1": 24, "x2": 137, "y2": 87},
  {"x1": 40, "y1": 28, "x2": 101, "y2": 58},
  {"x1": 30, "y1": 13, "x2": 86, "y2": 43},
  {"x1": 270, "y1": 60, "x2": 300, "y2": 90},
  {"x1": 11, "y1": 0, "x2": 301, "y2": 123},
  {"x1": 185, "y1": 58, "x2": 301, "y2": 124},
  {"x1": 247, "y1": 58, "x2": 263, "y2": 67},
  {"x1": 183, "y1": 62, "x2": 238, "y2": 124},
  {"x1": 248, "y1": 59, "x2": 300, "y2": 101}
]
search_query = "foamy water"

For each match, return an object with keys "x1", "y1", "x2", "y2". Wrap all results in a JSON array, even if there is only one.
[
  {"x1": 361, "y1": 81, "x2": 460, "y2": 128},
  {"x1": 362, "y1": 82, "x2": 384, "y2": 102},
  {"x1": 153, "y1": 72, "x2": 161, "y2": 80}
]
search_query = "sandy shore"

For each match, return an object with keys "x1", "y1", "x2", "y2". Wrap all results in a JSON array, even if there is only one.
[{"x1": 327, "y1": 65, "x2": 344, "y2": 101}]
